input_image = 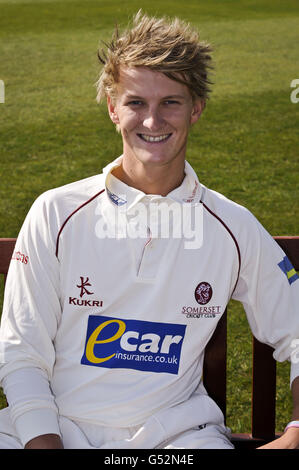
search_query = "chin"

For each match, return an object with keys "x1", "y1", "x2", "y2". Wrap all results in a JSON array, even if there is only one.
[
  {"x1": 137, "y1": 154, "x2": 173, "y2": 167},
  {"x1": 133, "y1": 147, "x2": 175, "y2": 163}
]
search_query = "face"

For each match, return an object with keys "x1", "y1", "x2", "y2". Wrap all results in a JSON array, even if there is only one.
[{"x1": 107, "y1": 67, "x2": 204, "y2": 171}]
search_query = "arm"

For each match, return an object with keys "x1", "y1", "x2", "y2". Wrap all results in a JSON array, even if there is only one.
[
  {"x1": 25, "y1": 434, "x2": 64, "y2": 449},
  {"x1": 2, "y1": 368, "x2": 62, "y2": 448},
  {"x1": 231, "y1": 211, "x2": 299, "y2": 449},
  {"x1": 291, "y1": 375, "x2": 299, "y2": 422},
  {"x1": 0, "y1": 193, "x2": 62, "y2": 447},
  {"x1": 258, "y1": 376, "x2": 299, "y2": 449}
]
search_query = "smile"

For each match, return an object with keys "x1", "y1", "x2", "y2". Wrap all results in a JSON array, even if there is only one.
[{"x1": 138, "y1": 133, "x2": 172, "y2": 143}]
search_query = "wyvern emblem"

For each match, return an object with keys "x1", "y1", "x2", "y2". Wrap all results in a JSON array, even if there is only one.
[{"x1": 195, "y1": 282, "x2": 213, "y2": 305}]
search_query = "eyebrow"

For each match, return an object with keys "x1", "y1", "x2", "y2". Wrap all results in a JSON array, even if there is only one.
[{"x1": 125, "y1": 94, "x2": 186, "y2": 100}]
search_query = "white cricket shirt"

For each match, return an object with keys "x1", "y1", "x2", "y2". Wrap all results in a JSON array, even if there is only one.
[{"x1": 1, "y1": 156, "x2": 298, "y2": 445}]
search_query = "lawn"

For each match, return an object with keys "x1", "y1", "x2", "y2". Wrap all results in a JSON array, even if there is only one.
[{"x1": 0, "y1": 0, "x2": 298, "y2": 435}]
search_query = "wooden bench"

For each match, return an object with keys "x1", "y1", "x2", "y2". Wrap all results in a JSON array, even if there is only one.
[
  {"x1": 0, "y1": 236, "x2": 299, "y2": 449},
  {"x1": 204, "y1": 236, "x2": 299, "y2": 448}
]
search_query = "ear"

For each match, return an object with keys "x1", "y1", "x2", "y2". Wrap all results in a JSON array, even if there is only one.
[
  {"x1": 190, "y1": 99, "x2": 205, "y2": 125},
  {"x1": 107, "y1": 96, "x2": 119, "y2": 124}
]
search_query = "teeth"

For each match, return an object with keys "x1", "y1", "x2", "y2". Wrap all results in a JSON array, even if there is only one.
[{"x1": 140, "y1": 134, "x2": 170, "y2": 142}]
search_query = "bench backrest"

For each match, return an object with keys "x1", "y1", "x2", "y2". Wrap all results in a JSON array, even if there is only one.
[
  {"x1": 0, "y1": 238, "x2": 16, "y2": 285},
  {"x1": 1, "y1": 236, "x2": 299, "y2": 441}
]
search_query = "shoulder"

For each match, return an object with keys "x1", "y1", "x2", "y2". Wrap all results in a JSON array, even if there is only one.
[
  {"x1": 21, "y1": 173, "x2": 106, "y2": 244},
  {"x1": 31, "y1": 173, "x2": 106, "y2": 218},
  {"x1": 38, "y1": 173, "x2": 105, "y2": 207},
  {"x1": 200, "y1": 185, "x2": 256, "y2": 233},
  {"x1": 200, "y1": 185, "x2": 282, "y2": 261}
]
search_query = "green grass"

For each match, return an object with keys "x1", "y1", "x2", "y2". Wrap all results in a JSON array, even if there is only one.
[{"x1": 0, "y1": 0, "x2": 299, "y2": 435}]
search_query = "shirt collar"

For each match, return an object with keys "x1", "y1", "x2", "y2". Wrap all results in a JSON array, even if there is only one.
[{"x1": 102, "y1": 155, "x2": 202, "y2": 211}]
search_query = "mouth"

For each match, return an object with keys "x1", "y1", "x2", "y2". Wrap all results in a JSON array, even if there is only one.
[{"x1": 137, "y1": 133, "x2": 172, "y2": 143}]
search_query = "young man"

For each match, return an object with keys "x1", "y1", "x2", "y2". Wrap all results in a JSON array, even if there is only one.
[{"x1": 0, "y1": 12, "x2": 299, "y2": 449}]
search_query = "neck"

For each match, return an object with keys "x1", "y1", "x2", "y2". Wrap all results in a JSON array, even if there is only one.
[
  {"x1": 112, "y1": 158, "x2": 185, "y2": 196},
  {"x1": 112, "y1": 152, "x2": 185, "y2": 196}
]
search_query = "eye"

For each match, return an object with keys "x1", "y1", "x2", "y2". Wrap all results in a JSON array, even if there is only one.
[
  {"x1": 127, "y1": 100, "x2": 144, "y2": 106},
  {"x1": 163, "y1": 100, "x2": 180, "y2": 105}
]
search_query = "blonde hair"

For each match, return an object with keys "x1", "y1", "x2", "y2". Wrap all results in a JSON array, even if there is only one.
[{"x1": 96, "y1": 10, "x2": 213, "y2": 104}]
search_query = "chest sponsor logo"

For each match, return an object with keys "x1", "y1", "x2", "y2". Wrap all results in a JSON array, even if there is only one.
[
  {"x1": 81, "y1": 315, "x2": 186, "y2": 374},
  {"x1": 69, "y1": 276, "x2": 103, "y2": 307}
]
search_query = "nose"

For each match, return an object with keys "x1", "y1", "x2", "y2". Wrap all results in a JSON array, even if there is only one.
[{"x1": 142, "y1": 106, "x2": 165, "y2": 131}]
